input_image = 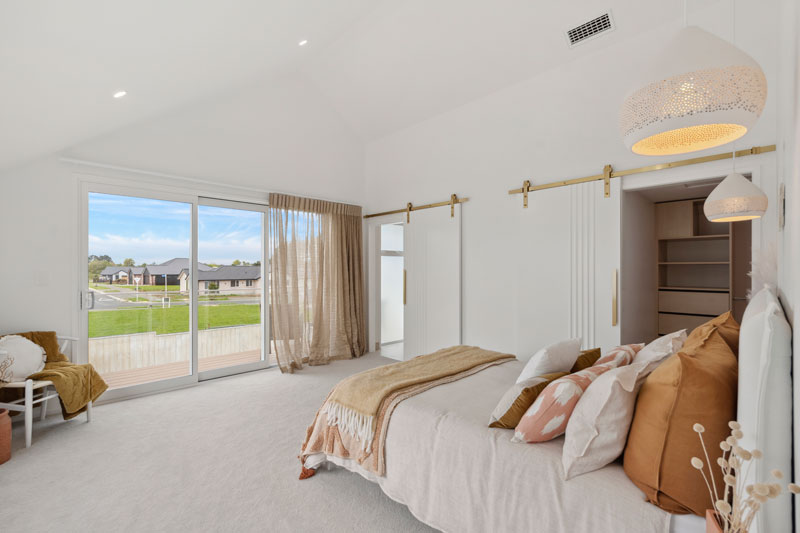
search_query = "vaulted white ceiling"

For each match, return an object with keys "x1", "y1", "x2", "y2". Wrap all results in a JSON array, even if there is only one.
[
  {"x1": 1, "y1": 0, "x2": 726, "y2": 172},
  {"x1": 0, "y1": 0, "x2": 378, "y2": 171},
  {"x1": 299, "y1": 0, "x2": 722, "y2": 140}
]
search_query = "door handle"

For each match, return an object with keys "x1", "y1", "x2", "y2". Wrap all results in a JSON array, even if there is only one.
[
  {"x1": 611, "y1": 269, "x2": 618, "y2": 327},
  {"x1": 82, "y1": 291, "x2": 95, "y2": 310},
  {"x1": 403, "y1": 269, "x2": 407, "y2": 306}
]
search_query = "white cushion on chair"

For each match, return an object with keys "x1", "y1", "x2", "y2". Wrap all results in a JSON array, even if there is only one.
[{"x1": 0, "y1": 335, "x2": 46, "y2": 382}]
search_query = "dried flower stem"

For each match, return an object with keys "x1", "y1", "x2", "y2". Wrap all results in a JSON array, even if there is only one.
[{"x1": 699, "y1": 432, "x2": 720, "y2": 503}]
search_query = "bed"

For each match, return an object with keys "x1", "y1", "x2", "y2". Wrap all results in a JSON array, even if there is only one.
[{"x1": 304, "y1": 289, "x2": 792, "y2": 533}]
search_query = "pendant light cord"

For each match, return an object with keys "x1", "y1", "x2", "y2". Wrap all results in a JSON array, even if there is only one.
[
  {"x1": 683, "y1": 0, "x2": 688, "y2": 27},
  {"x1": 731, "y1": 0, "x2": 736, "y2": 172}
]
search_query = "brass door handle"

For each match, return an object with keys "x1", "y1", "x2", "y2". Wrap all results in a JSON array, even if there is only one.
[{"x1": 612, "y1": 269, "x2": 618, "y2": 327}]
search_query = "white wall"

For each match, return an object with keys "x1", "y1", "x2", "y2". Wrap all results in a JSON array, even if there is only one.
[
  {"x1": 64, "y1": 73, "x2": 365, "y2": 205},
  {"x1": 0, "y1": 157, "x2": 78, "y2": 336},
  {"x1": 0, "y1": 72, "x2": 366, "y2": 337},
  {"x1": 364, "y1": 2, "x2": 781, "y2": 355}
]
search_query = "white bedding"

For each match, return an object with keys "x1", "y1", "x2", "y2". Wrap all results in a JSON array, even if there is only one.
[{"x1": 307, "y1": 359, "x2": 706, "y2": 533}]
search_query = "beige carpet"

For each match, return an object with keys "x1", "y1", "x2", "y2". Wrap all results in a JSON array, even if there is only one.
[{"x1": 0, "y1": 353, "x2": 436, "y2": 533}]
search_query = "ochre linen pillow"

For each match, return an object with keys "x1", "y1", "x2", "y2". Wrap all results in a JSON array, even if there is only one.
[
  {"x1": 512, "y1": 344, "x2": 643, "y2": 443},
  {"x1": 562, "y1": 331, "x2": 687, "y2": 479},
  {"x1": 570, "y1": 348, "x2": 601, "y2": 372},
  {"x1": 489, "y1": 372, "x2": 567, "y2": 429},
  {"x1": 623, "y1": 312, "x2": 739, "y2": 516}
]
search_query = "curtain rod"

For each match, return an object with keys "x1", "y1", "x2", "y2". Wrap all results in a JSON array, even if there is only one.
[
  {"x1": 508, "y1": 144, "x2": 776, "y2": 207},
  {"x1": 364, "y1": 194, "x2": 469, "y2": 222}
]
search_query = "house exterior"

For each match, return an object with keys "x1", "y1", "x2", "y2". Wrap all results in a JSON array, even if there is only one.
[
  {"x1": 98, "y1": 258, "x2": 213, "y2": 285},
  {"x1": 129, "y1": 266, "x2": 148, "y2": 285},
  {"x1": 179, "y1": 265, "x2": 262, "y2": 294},
  {"x1": 98, "y1": 266, "x2": 132, "y2": 283},
  {"x1": 145, "y1": 258, "x2": 213, "y2": 285}
]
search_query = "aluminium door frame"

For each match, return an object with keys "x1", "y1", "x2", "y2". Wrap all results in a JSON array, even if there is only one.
[
  {"x1": 196, "y1": 196, "x2": 272, "y2": 381},
  {"x1": 77, "y1": 176, "x2": 274, "y2": 404},
  {"x1": 79, "y1": 178, "x2": 199, "y2": 403}
]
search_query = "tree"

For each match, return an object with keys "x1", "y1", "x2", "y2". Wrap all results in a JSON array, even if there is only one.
[
  {"x1": 232, "y1": 259, "x2": 241, "y2": 266},
  {"x1": 138, "y1": 263, "x2": 147, "y2": 267},
  {"x1": 88, "y1": 254, "x2": 113, "y2": 263},
  {"x1": 122, "y1": 258, "x2": 135, "y2": 266},
  {"x1": 253, "y1": 261, "x2": 261, "y2": 266},
  {"x1": 88, "y1": 259, "x2": 112, "y2": 282}
]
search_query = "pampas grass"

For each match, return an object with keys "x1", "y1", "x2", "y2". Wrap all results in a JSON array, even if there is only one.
[
  {"x1": 691, "y1": 421, "x2": 799, "y2": 532},
  {"x1": 748, "y1": 242, "x2": 777, "y2": 297}
]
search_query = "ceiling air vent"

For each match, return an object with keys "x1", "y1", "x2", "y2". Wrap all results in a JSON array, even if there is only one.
[{"x1": 566, "y1": 12, "x2": 614, "y2": 47}]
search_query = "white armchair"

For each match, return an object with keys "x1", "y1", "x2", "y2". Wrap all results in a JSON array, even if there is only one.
[{"x1": 0, "y1": 336, "x2": 91, "y2": 448}]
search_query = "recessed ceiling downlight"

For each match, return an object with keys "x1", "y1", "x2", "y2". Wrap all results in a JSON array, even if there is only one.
[
  {"x1": 113, "y1": 90, "x2": 127, "y2": 99},
  {"x1": 298, "y1": 39, "x2": 308, "y2": 47}
]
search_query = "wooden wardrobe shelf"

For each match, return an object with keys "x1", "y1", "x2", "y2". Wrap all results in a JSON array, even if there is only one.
[
  {"x1": 658, "y1": 286, "x2": 730, "y2": 292},
  {"x1": 658, "y1": 234, "x2": 729, "y2": 242},
  {"x1": 658, "y1": 261, "x2": 730, "y2": 265}
]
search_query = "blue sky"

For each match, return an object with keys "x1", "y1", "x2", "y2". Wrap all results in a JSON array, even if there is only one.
[{"x1": 89, "y1": 193, "x2": 262, "y2": 265}]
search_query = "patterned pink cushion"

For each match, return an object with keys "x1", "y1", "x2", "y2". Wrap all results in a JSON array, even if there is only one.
[{"x1": 512, "y1": 344, "x2": 643, "y2": 443}]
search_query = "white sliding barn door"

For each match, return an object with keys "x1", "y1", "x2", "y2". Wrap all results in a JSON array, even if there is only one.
[
  {"x1": 403, "y1": 205, "x2": 462, "y2": 360},
  {"x1": 514, "y1": 179, "x2": 621, "y2": 357}
]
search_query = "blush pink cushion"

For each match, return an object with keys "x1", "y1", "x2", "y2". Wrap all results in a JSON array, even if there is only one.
[{"x1": 512, "y1": 344, "x2": 643, "y2": 443}]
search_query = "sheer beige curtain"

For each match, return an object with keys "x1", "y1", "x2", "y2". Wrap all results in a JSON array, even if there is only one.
[{"x1": 268, "y1": 193, "x2": 366, "y2": 373}]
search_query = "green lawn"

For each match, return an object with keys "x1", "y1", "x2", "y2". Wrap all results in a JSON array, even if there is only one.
[{"x1": 88, "y1": 304, "x2": 260, "y2": 338}]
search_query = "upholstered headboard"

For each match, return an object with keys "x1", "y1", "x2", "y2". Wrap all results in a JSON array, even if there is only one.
[{"x1": 737, "y1": 287, "x2": 793, "y2": 533}]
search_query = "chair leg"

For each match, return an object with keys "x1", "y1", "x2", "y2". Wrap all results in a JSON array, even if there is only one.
[
  {"x1": 86, "y1": 401, "x2": 92, "y2": 423},
  {"x1": 24, "y1": 379, "x2": 33, "y2": 448},
  {"x1": 40, "y1": 387, "x2": 49, "y2": 421}
]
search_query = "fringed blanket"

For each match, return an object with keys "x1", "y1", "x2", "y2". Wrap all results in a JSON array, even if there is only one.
[{"x1": 299, "y1": 345, "x2": 514, "y2": 478}]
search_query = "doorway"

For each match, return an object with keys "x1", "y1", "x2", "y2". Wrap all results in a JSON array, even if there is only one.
[
  {"x1": 379, "y1": 223, "x2": 404, "y2": 359},
  {"x1": 621, "y1": 178, "x2": 753, "y2": 345}
]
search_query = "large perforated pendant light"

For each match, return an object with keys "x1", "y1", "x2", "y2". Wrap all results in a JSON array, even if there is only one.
[{"x1": 619, "y1": 2, "x2": 767, "y2": 156}]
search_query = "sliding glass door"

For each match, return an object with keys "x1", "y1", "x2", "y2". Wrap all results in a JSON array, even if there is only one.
[
  {"x1": 197, "y1": 198, "x2": 270, "y2": 378},
  {"x1": 81, "y1": 183, "x2": 271, "y2": 399},
  {"x1": 86, "y1": 191, "x2": 194, "y2": 390}
]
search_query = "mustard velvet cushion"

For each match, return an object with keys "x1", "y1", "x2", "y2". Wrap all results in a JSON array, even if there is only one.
[
  {"x1": 623, "y1": 312, "x2": 739, "y2": 516},
  {"x1": 570, "y1": 348, "x2": 601, "y2": 372}
]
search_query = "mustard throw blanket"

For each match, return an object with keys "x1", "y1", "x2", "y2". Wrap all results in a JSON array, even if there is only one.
[
  {"x1": 28, "y1": 362, "x2": 108, "y2": 420},
  {"x1": 300, "y1": 345, "x2": 514, "y2": 477}
]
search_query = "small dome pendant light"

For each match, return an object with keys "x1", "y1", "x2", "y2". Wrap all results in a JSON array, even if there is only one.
[
  {"x1": 703, "y1": 172, "x2": 768, "y2": 222},
  {"x1": 704, "y1": 147, "x2": 767, "y2": 222},
  {"x1": 619, "y1": 0, "x2": 767, "y2": 156}
]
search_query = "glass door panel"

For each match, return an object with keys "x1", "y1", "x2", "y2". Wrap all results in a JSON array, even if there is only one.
[
  {"x1": 87, "y1": 192, "x2": 192, "y2": 389},
  {"x1": 197, "y1": 200, "x2": 269, "y2": 376},
  {"x1": 379, "y1": 223, "x2": 404, "y2": 359}
]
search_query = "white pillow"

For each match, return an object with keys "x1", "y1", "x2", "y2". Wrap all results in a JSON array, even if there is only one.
[
  {"x1": 561, "y1": 330, "x2": 686, "y2": 479},
  {"x1": 0, "y1": 335, "x2": 46, "y2": 382},
  {"x1": 516, "y1": 338, "x2": 581, "y2": 384},
  {"x1": 632, "y1": 329, "x2": 688, "y2": 373}
]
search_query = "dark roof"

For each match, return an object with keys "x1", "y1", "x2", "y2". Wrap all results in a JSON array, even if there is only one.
[
  {"x1": 129, "y1": 266, "x2": 148, "y2": 275},
  {"x1": 99, "y1": 266, "x2": 129, "y2": 276},
  {"x1": 181, "y1": 265, "x2": 261, "y2": 281},
  {"x1": 147, "y1": 258, "x2": 212, "y2": 275}
]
